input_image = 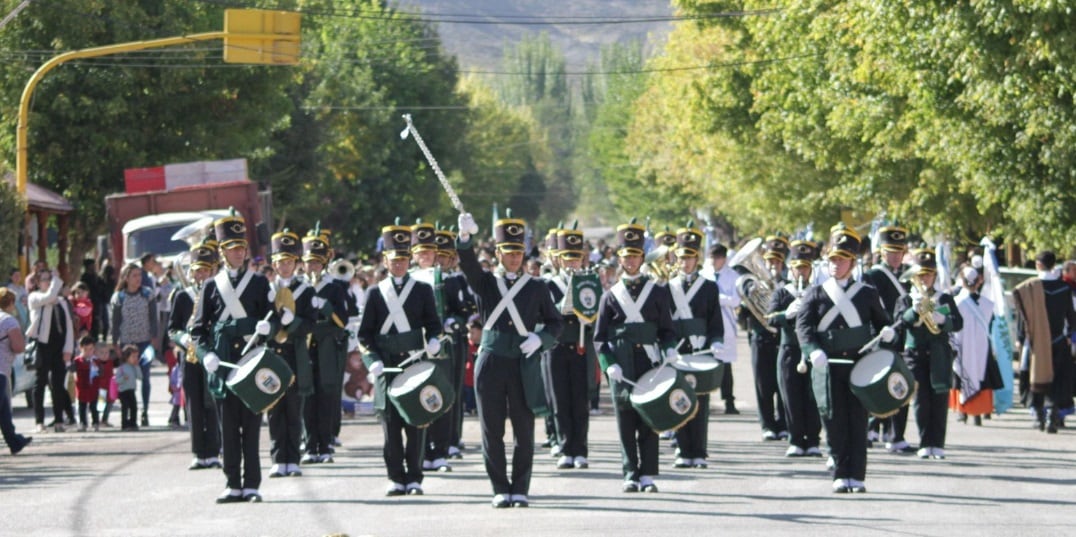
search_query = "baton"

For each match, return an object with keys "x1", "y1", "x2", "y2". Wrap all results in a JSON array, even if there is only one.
[{"x1": 401, "y1": 114, "x2": 465, "y2": 213}]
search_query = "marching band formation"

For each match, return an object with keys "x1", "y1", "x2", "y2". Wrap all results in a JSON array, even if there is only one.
[{"x1": 164, "y1": 204, "x2": 1061, "y2": 505}]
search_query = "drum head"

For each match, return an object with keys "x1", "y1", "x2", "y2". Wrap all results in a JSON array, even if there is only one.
[
  {"x1": 630, "y1": 366, "x2": 678, "y2": 403},
  {"x1": 388, "y1": 361, "x2": 435, "y2": 396},
  {"x1": 226, "y1": 346, "x2": 268, "y2": 383},
  {"x1": 850, "y1": 350, "x2": 895, "y2": 388},
  {"x1": 673, "y1": 353, "x2": 719, "y2": 373}
]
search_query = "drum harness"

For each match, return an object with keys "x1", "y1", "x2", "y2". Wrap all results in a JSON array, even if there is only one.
[
  {"x1": 818, "y1": 278, "x2": 865, "y2": 366},
  {"x1": 610, "y1": 279, "x2": 661, "y2": 366},
  {"x1": 482, "y1": 273, "x2": 534, "y2": 354},
  {"x1": 669, "y1": 273, "x2": 707, "y2": 351}
]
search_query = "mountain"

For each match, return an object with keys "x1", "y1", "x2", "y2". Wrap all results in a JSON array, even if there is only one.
[{"x1": 397, "y1": 0, "x2": 673, "y2": 71}]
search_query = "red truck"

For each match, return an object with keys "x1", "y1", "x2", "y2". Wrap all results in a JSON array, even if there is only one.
[{"x1": 102, "y1": 159, "x2": 271, "y2": 271}]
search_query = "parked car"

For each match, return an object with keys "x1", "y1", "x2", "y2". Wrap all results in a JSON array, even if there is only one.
[{"x1": 9, "y1": 351, "x2": 35, "y2": 408}]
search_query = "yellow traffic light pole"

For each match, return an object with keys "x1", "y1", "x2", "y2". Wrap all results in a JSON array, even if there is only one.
[{"x1": 14, "y1": 9, "x2": 299, "y2": 273}]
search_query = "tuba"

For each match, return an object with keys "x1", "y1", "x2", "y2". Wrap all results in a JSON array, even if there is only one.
[{"x1": 729, "y1": 237, "x2": 778, "y2": 333}]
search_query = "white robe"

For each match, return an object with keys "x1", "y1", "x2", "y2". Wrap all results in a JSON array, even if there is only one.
[{"x1": 952, "y1": 289, "x2": 994, "y2": 403}]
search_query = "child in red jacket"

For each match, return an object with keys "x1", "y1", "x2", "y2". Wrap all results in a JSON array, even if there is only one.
[{"x1": 73, "y1": 335, "x2": 100, "y2": 431}]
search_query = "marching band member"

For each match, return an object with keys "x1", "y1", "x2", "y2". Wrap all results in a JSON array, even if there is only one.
[
  {"x1": 595, "y1": 220, "x2": 677, "y2": 493},
  {"x1": 767, "y1": 239, "x2": 823, "y2": 458},
  {"x1": 796, "y1": 224, "x2": 892, "y2": 493},
  {"x1": 410, "y1": 220, "x2": 453, "y2": 473},
  {"x1": 541, "y1": 227, "x2": 563, "y2": 458},
  {"x1": 266, "y1": 230, "x2": 316, "y2": 478},
  {"x1": 896, "y1": 247, "x2": 963, "y2": 459},
  {"x1": 301, "y1": 226, "x2": 349, "y2": 464},
  {"x1": 359, "y1": 222, "x2": 442, "y2": 496},
  {"x1": 863, "y1": 226, "x2": 914, "y2": 453},
  {"x1": 191, "y1": 211, "x2": 278, "y2": 503},
  {"x1": 434, "y1": 226, "x2": 477, "y2": 459},
  {"x1": 669, "y1": 224, "x2": 725, "y2": 469},
  {"x1": 743, "y1": 235, "x2": 790, "y2": 440},
  {"x1": 169, "y1": 238, "x2": 222, "y2": 471},
  {"x1": 545, "y1": 225, "x2": 597, "y2": 470},
  {"x1": 320, "y1": 228, "x2": 356, "y2": 450},
  {"x1": 455, "y1": 211, "x2": 563, "y2": 508}
]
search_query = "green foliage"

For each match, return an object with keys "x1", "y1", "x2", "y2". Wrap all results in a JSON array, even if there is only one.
[
  {"x1": 0, "y1": 0, "x2": 292, "y2": 258},
  {"x1": 0, "y1": 178, "x2": 24, "y2": 274}
]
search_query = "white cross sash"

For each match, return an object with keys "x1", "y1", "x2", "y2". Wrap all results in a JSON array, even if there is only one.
[
  {"x1": 215, "y1": 269, "x2": 254, "y2": 321},
  {"x1": 378, "y1": 277, "x2": 417, "y2": 335},
  {"x1": 818, "y1": 278, "x2": 864, "y2": 332},
  {"x1": 484, "y1": 274, "x2": 532, "y2": 337}
]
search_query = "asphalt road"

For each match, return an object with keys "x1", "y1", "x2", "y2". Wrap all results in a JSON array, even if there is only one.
[{"x1": 1, "y1": 333, "x2": 1073, "y2": 537}]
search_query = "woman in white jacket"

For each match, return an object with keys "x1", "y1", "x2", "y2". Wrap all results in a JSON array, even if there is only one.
[{"x1": 26, "y1": 268, "x2": 75, "y2": 433}]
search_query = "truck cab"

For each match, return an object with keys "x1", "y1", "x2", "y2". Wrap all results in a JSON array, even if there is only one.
[{"x1": 121, "y1": 210, "x2": 229, "y2": 268}]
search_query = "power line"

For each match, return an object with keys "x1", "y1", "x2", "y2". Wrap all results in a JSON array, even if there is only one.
[{"x1": 189, "y1": 0, "x2": 779, "y2": 25}]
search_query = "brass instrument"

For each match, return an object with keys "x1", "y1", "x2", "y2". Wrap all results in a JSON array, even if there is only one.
[
  {"x1": 273, "y1": 280, "x2": 297, "y2": 344},
  {"x1": 729, "y1": 237, "x2": 778, "y2": 334},
  {"x1": 185, "y1": 283, "x2": 202, "y2": 364},
  {"x1": 910, "y1": 273, "x2": 942, "y2": 335},
  {"x1": 643, "y1": 244, "x2": 676, "y2": 282},
  {"x1": 329, "y1": 259, "x2": 356, "y2": 282}
]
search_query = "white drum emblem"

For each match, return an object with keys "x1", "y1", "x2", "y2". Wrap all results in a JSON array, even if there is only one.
[
  {"x1": 420, "y1": 385, "x2": 444, "y2": 413},
  {"x1": 887, "y1": 372, "x2": 909, "y2": 400},
  {"x1": 255, "y1": 368, "x2": 283, "y2": 395},
  {"x1": 669, "y1": 389, "x2": 692, "y2": 415}
]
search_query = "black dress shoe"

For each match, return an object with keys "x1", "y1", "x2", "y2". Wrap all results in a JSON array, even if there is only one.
[
  {"x1": 641, "y1": 483, "x2": 659, "y2": 493},
  {"x1": 724, "y1": 403, "x2": 740, "y2": 415},
  {"x1": 491, "y1": 494, "x2": 511, "y2": 508},
  {"x1": 622, "y1": 481, "x2": 640, "y2": 493},
  {"x1": 188, "y1": 459, "x2": 207, "y2": 470},
  {"x1": 243, "y1": 492, "x2": 263, "y2": 503},
  {"x1": 10, "y1": 436, "x2": 31, "y2": 455},
  {"x1": 511, "y1": 497, "x2": 529, "y2": 508},
  {"x1": 216, "y1": 492, "x2": 245, "y2": 504}
]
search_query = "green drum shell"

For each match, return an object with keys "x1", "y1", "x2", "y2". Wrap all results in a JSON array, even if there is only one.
[
  {"x1": 672, "y1": 354, "x2": 726, "y2": 394},
  {"x1": 629, "y1": 366, "x2": 699, "y2": 432},
  {"x1": 849, "y1": 349, "x2": 915, "y2": 418},
  {"x1": 225, "y1": 346, "x2": 295, "y2": 414},
  {"x1": 387, "y1": 360, "x2": 456, "y2": 428}
]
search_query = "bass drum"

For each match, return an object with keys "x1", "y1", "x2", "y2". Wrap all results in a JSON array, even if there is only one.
[
  {"x1": 850, "y1": 349, "x2": 916, "y2": 418},
  {"x1": 387, "y1": 360, "x2": 455, "y2": 428},
  {"x1": 629, "y1": 365, "x2": 698, "y2": 433},
  {"x1": 225, "y1": 346, "x2": 295, "y2": 414}
]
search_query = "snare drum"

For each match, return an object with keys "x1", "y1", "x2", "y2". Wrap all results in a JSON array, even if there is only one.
[
  {"x1": 672, "y1": 353, "x2": 725, "y2": 394},
  {"x1": 225, "y1": 346, "x2": 295, "y2": 414},
  {"x1": 387, "y1": 360, "x2": 456, "y2": 428},
  {"x1": 629, "y1": 366, "x2": 698, "y2": 432},
  {"x1": 850, "y1": 349, "x2": 915, "y2": 418}
]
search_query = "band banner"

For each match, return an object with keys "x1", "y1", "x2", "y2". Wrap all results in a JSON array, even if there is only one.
[{"x1": 571, "y1": 271, "x2": 602, "y2": 324}]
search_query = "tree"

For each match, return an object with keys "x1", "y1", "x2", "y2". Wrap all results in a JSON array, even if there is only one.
[{"x1": 0, "y1": 1, "x2": 294, "y2": 261}]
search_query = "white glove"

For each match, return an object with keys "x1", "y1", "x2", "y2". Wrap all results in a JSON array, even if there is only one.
[
  {"x1": 785, "y1": 299, "x2": 802, "y2": 318},
  {"x1": 931, "y1": 312, "x2": 946, "y2": 325},
  {"x1": 719, "y1": 295, "x2": 735, "y2": 307},
  {"x1": 709, "y1": 341, "x2": 725, "y2": 355},
  {"x1": 444, "y1": 318, "x2": 459, "y2": 332},
  {"x1": 426, "y1": 337, "x2": 442, "y2": 356},
  {"x1": 519, "y1": 332, "x2": 542, "y2": 356},
  {"x1": 203, "y1": 352, "x2": 221, "y2": 373},
  {"x1": 809, "y1": 349, "x2": 828, "y2": 369},
  {"x1": 368, "y1": 360, "x2": 385, "y2": 378},
  {"x1": 457, "y1": 212, "x2": 479, "y2": 240},
  {"x1": 663, "y1": 347, "x2": 679, "y2": 364},
  {"x1": 880, "y1": 325, "x2": 896, "y2": 343},
  {"x1": 178, "y1": 333, "x2": 192, "y2": 349},
  {"x1": 280, "y1": 308, "x2": 295, "y2": 326},
  {"x1": 605, "y1": 364, "x2": 624, "y2": 382},
  {"x1": 255, "y1": 320, "x2": 271, "y2": 336},
  {"x1": 311, "y1": 297, "x2": 326, "y2": 310}
]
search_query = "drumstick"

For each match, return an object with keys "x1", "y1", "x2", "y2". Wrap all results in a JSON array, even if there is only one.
[
  {"x1": 241, "y1": 311, "x2": 276, "y2": 357},
  {"x1": 382, "y1": 367, "x2": 403, "y2": 373},
  {"x1": 215, "y1": 361, "x2": 240, "y2": 370},
  {"x1": 617, "y1": 378, "x2": 638, "y2": 388}
]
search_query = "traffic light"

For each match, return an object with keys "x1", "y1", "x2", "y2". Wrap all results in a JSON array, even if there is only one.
[{"x1": 224, "y1": 9, "x2": 300, "y2": 65}]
